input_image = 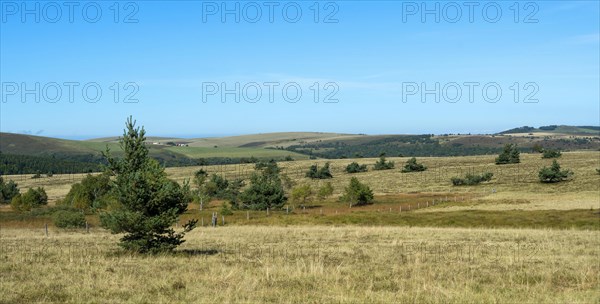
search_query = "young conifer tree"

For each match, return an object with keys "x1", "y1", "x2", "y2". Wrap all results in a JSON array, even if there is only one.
[{"x1": 101, "y1": 117, "x2": 196, "y2": 253}]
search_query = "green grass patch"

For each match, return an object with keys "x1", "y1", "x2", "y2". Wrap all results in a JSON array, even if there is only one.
[
  {"x1": 2, "y1": 205, "x2": 598, "y2": 230},
  {"x1": 180, "y1": 207, "x2": 599, "y2": 230}
]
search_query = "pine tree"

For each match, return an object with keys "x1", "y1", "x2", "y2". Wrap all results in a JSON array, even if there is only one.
[
  {"x1": 341, "y1": 177, "x2": 374, "y2": 206},
  {"x1": 495, "y1": 144, "x2": 520, "y2": 164},
  {"x1": 538, "y1": 160, "x2": 573, "y2": 183},
  {"x1": 0, "y1": 177, "x2": 19, "y2": 204},
  {"x1": 239, "y1": 168, "x2": 287, "y2": 210},
  {"x1": 100, "y1": 117, "x2": 196, "y2": 253},
  {"x1": 306, "y1": 163, "x2": 333, "y2": 179}
]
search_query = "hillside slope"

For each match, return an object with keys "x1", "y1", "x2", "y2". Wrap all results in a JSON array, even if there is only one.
[
  {"x1": 498, "y1": 125, "x2": 600, "y2": 136},
  {"x1": 0, "y1": 132, "x2": 309, "y2": 171},
  {"x1": 2, "y1": 125, "x2": 598, "y2": 167},
  {"x1": 88, "y1": 132, "x2": 361, "y2": 148}
]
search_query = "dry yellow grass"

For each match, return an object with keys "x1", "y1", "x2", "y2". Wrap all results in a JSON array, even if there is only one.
[
  {"x1": 7, "y1": 151, "x2": 600, "y2": 209},
  {"x1": 2, "y1": 152, "x2": 598, "y2": 302},
  {"x1": 0, "y1": 226, "x2": 597, "y2": 303},
  {"x1": 152, "y1": 151, "x2": 600, "y2": 209},
  {"x1": 6, "y1": 151, "x2": 596, "y2": 211}
]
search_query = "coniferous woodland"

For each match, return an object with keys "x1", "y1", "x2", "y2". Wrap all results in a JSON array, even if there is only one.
[
  {"x1": 0, "y1": 152, "x2": 291, "y2": 175},
  {"x1": 0, "y1": 153, "x2": 102, "y2": 175}
]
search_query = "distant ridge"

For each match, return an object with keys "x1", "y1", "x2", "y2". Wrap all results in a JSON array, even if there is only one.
[
  {"x1": 497, "y1": 125, "x2": 600, "y2": 136},
  {"x1": 87, "y1": 132, "x2": 361, "y2": 148},
  {"x1": 2, "y1": 125, "x2": 599, "y2": 172}
]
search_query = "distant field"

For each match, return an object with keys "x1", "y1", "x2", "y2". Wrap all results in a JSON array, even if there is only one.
[
  {"x1": 71, "y1": 141, "x2": 121, "y2": 151},
  {"x1": 58, "y1": 141, "x2": 308, "y2": 160},
  {"x1": 87, "y1": 132, "x2": 359, "y2": 148},
  {"x1": 501, "y1": 125, "x2": 600, "y2": 137},
  {"x1": 164, "y1": 146, "x2": 307, "y2": 159},
  {"x1": 74, "y1": 141, "x2": 307, "y2": 160}
]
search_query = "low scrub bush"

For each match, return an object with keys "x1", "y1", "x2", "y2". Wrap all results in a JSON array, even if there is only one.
[
  {"x1": 451, "y1": 172, "x2": 493, "y2": 186},
  {"x1": 542, "y1": 149, "x2": 562, "y2": 159},
  {"x1": 317, "y1": 182, "x2": 334, "y2": 200},
  {"x1": 11, "y1": 187, "x2": 48, "y2": 211},
  {"x1": 345, "y1": 162, "x2": 368, "y2": 173},
  {"x1": 373, "y1": 157, "x2": 394, "y2": 170},
  {"x1": 401, "y1": 157, "x2": 427, "y2": 173},
  {"x1": 306, "y1": 163, "x2": 333, "y2": 179},
  {"x1": 53, "y1": 210, "x2": 86, "y2": 228}
]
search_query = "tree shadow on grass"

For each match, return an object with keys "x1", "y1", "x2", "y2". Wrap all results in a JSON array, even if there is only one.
[
  {"x1": 104, "y1": 248, "x2": 221, "y2": 258},
  {"x1": 175, "y1": 249, "x2": 220, "y2": 256}
]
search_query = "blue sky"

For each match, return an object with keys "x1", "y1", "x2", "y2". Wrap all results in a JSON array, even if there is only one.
[{"x1": 1, "y1": 1, "x2": 598, "y2": 139}]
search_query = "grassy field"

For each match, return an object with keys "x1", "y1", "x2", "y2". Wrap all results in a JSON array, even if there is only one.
[
  {"x1": 77, "y1": 141, "x2": 308, "y2": 160},
  {"x1": 1, "y1": 151, "x2": 599, "y2": 303},
  {"x1": 145, "y1": 151, "x2": 600, "y2": 214},
  {"x1": 0, "y1": 226, "x2": 598, "y2": 303},
  {"x1": 1, "y1": 150, "x2": 598, "y2": 232},
  {"x1": 3, "y1": 151, "x2": 598, "y2": 210}
]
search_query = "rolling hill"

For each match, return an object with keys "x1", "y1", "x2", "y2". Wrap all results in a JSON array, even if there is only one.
[
  {"x1": 1, "y1": 125, "x2": 598, "y2": 174},
  {"x1": 497, "y1": 125, "x2": 600, "y2": 136},
  {"x1": 0, "y1": 132, "x2": 310, "y2": 174},
  {"x1": 0, "y1": 132, "x2": 310, "y2": 160},
  {"x1": 87, "y1": 132, "x2": 362, "y2": 148}
]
